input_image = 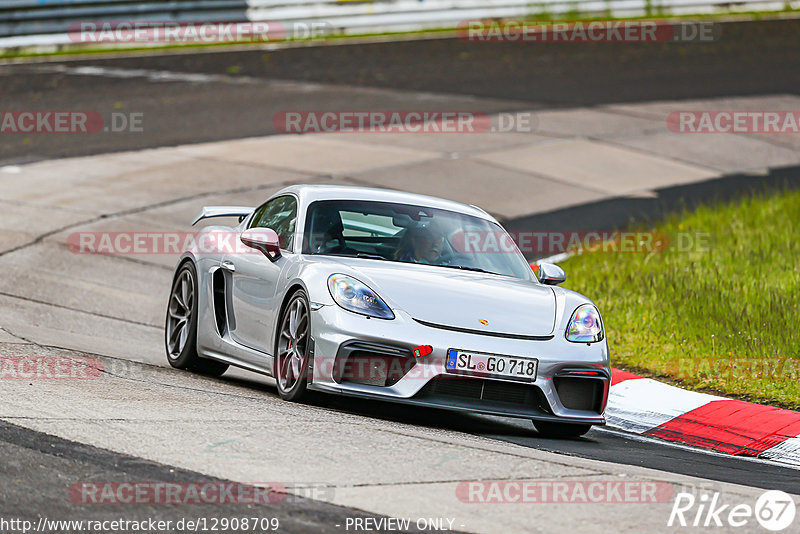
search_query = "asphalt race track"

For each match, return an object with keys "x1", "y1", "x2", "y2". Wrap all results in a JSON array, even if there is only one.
[
  {"x1": 0, "y1": 421, "x2": 417, "y2": 534},
  {"x1": 2, "y1": 18, "x2": 800, "y2": 164},
  {"x1": 1, "y1": 16, "x2": 800, "y2": 533}
]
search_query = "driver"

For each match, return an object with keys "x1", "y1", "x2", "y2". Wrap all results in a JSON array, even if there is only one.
[
  {"x1": 394, "y1": 220, "x2": 446, "y2": 264},
  {"x1": 308, "y1": 207, "x2": 348, "y2": 254}
]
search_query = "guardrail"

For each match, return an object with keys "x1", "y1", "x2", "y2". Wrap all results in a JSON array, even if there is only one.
[
  {"x1": 0, "y1": 1, "x2": 249, "y2": 37},
  {"x1": 247, "y1": 0, "x2": 795, "y2": 36},
  {"x1": 0, "y1": 0, "x2": 796, "y2": 44}
]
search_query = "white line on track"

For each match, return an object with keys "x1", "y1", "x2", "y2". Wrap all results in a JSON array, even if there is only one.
[
  {"x1": 18, "y1": 63, "x2": 532, "y2": 105},
  {"x1": 32, "y1": 64, "x2": 265, "y2": 85}
]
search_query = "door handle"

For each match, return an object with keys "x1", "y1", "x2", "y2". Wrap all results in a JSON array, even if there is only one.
[{"x1": 221, "y1": 260, "x2": 236, "y2": 272}]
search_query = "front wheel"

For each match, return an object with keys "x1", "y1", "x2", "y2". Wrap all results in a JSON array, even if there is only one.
[
  {"x1": 533, "y1": 421, "x2": 592, "y2": 439},
  {"x1": 165, "y1": 261, "x2": 229, "y2": 377},
  {"x1": 274, "y1": 290, "x2": 311, "y2": 401}
]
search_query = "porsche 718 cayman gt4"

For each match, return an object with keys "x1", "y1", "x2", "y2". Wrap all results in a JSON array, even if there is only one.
[{"x1": 165, "y1": 185, "x2": 610, "y2": 437}]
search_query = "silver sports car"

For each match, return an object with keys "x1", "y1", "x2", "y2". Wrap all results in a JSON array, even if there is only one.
[{"x1": 165, "y1": 185, "x2": 610, "y2": 437}]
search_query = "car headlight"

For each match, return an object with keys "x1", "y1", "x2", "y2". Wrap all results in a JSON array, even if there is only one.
[
  {"x1": 327, "y1": 274, "x2": 394, "y2": 319},
  {"x1": 566, "y1": 304, "x2": 604, "y2": 343}
]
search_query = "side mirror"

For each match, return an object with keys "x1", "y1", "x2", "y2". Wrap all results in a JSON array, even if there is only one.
[
  {"x1": 537, "y1": 262, "x2": 566, "y2": 285},
  {"x1": 240, "y1": 228, "x2": 281, "y2": 261}
]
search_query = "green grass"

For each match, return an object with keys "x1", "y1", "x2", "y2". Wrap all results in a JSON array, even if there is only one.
[{"x1": 560, "y1": 188, "x2": 800, "y2": 409}]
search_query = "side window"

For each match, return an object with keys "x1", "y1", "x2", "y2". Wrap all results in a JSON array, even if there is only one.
[{"x1": 249, "y1": 196, "x2": 297, "y2": 250}]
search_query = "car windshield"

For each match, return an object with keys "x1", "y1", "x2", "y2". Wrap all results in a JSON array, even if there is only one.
[{"x1": 302, "y1": 199, "x2": 534, "y2": 280}]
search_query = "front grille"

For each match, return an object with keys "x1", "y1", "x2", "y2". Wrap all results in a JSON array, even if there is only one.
[
  {"x1": 434, "y1": 377, "x2": 483, "y2": 399},
  {"x1": 483, "y1": 380, "x2": 528, "y2": 404},
  {"x1": 334, "y1": 341, "x2": 415, "y2": 387},
  {"x1": 554, "y1": 377, "x2": 604, "y2": 412},
  {"x1": 416, "y1": 376, "x2": 549, "y2": 412},
  {"x1": 340, "y1": 352, "x2": 415, "y2": 386}
]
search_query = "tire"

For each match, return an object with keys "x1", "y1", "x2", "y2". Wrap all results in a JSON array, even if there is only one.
[
  {"x1": 274, "y1": 289, "x2": 311, "y2": 402},
  {"x1": 533, "y1": 421, "x2": 592, "y2": 439},
  {"x1": 165, "y1": 261, "x2": 229, "y2": 377}
]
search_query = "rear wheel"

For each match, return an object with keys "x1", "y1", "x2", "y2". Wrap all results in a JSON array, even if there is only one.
[
  {"x1": 274, "y1": 290, "x2": 311, "y2": 401},
  {"x1": 165, "y1": 262, "x2": 229, "y2": 377},
  {"x1": 533, "y1": 421, "x2": 592, "y2": 439}
]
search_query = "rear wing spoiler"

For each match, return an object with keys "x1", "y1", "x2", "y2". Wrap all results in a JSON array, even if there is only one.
[{"x1": 191, "y1": 206, "x2": 254, "y2": 226}]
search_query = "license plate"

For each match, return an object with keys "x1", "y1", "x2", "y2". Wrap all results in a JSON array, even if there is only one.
[{"x1": 445, "y1": 349, "x2": 537, "y2": 381}]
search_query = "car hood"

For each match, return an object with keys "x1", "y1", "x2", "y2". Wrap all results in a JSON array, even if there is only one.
[{"x1": 347, "y1": 262, "x2": 557, "y2": 337}]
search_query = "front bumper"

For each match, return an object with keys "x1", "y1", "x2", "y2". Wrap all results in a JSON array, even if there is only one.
[{"x1": 307, "y1": 304, "x2": 610, "y2": 425}]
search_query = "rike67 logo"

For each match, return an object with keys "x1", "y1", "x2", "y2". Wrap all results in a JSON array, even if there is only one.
[{"x1": 669, "y1": 490, "x2": 796, "y2": 531}]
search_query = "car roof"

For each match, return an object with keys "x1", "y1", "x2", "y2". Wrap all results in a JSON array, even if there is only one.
[{"x1": 273, "y1": 184, "x2": 497, "y2": 222}]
